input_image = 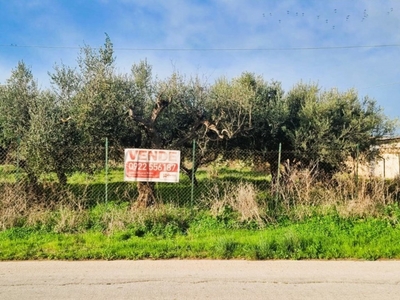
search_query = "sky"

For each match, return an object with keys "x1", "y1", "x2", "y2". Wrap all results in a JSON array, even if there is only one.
[{"x1": 0, "y1": 0, "x2": 399, "y2": 124}]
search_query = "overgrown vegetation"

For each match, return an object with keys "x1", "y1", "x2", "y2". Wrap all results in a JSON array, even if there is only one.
[
  {"x1": 1, "y1": 204, "x2": 400, "y2": 260},
  {"x1": 1, "y1": 162, "x2": 400, "y2": 260},
  {"x1": 0, "y1": 35, "x2": 399, "y2": 260},
  {"x1": 0, "y1": 36, "x2": 396, "y2": 207}
]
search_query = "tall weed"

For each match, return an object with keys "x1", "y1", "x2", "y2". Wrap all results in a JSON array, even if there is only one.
[
  {"x1": 0, "y1": 183, "x2": 30, "y2": 229},
  {"x1": 0, "y1": 181, "x2": 91, "y2": 230},
  {"x1": 274, "y1": 160, "x2": 400, "y2": 219},
  {"x1": 200, "y1": 181, "x2": 265, "y2": 226}
]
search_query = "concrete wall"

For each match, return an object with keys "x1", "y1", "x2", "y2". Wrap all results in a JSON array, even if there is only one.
[{"x1": 358, "y1": 140, "x2": 400, "y2": 179}]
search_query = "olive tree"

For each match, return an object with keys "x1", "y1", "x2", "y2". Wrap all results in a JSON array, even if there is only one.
[
  {"x1": 221, "y1": 73, "x2": 288, "y2": 172},
  {"x1": 0, "y1": 61, "x2": 42, "y2": 184},
  {"x1": 49, "y1": 36, "x2": 140, "y2": 179},
  {"x1": 279, "y1": 83, "x2": 396, "y2": 173},
  {"x1": 127, "y1": 67, "x2": 255, "y2": 207},
  {"x1": 45, "y1": 37, "x2": 254, "y2": 207}
]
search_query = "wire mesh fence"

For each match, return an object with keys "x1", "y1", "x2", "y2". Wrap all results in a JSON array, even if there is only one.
[{"x1": 0, "y1": 140, "x2": 398, "y2": 207}]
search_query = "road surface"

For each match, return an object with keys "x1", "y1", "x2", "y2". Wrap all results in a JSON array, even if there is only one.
[{"x1": 1, "y1": 260, "x2": 400, "y2": 299}]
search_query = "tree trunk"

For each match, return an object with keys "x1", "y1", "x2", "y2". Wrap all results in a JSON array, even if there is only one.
[
  {"x1": 57, "y1": 171, "x2": 68, "y2": 185},
  {"x1": 25, "y1": 171, "x2": 43, "y2": 202},
  {"x1": 181, "y1": 166, "x2": 198, "y2": 186},
  {"x1": 268, "y1": 156, "x2": 279, "y2": 180},
  {"x1": 134, "y1": 181, "x2": 157, "y2": 208}
]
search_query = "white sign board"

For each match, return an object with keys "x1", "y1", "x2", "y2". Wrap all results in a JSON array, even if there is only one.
[{"x1": 124, "y1": 148, "x2": 181, "y2": 182}]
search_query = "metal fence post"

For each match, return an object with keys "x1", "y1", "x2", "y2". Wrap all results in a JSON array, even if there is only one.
[
  {"x1": 383, "y1": 157, "x2": 386, "y2": 179},
  {"x1": 16, "y1": 137, "x2": 21, "y2": 182},
  {"x1": 105, "y1": 137, "x2": 109, "y2": 204},
  {"x1": 275, "y1": 143, "x2": 282, "y2": 204},
  {"x1": 191, "y1": 139, "x2": 196, "y2": 208},
  {"x1": 355, "y1": 144, "x2": 359, "y2": 190}
]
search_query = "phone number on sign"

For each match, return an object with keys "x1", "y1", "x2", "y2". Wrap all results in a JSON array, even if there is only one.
[{"x1": 126, "y1": 162, "x2": 178, "y2": 172}]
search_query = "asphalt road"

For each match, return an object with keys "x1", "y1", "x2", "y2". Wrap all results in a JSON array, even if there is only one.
[{"x1": 1, "y1": 260, "x2": 400, "y2": 300}]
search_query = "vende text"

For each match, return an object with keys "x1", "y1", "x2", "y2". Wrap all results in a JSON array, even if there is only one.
[{"x1": 126, "y1": 149, "x2": 180, "y2": 162}]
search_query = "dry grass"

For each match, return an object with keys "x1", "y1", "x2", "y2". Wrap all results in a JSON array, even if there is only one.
[
  {"x1": 332, "y1": 175, "x2": 397, "y2": 217},
  {"x1": 0, "y1": 182, "x2": 89, "y2": 231},
  {"x1": 274, "y1": 160, "x2": 399, "y2": 218},
  {"x1": 1, "y1": 162, "x2": 399, "y2": 232},
  {"x1": 275, "y1": 161, "x2": 322, "y2": 208},
  {"x1": 0, "y1": 180, "x2": 191, "y2": 234},
  {"x1": 201, "y1": 181, "x2": 265, "y2": 225},
  {"x1": 0, "y1": 183, "x2": 30, "y2": 229}
]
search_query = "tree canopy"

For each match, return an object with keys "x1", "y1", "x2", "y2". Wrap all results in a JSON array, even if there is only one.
[{"x1": 0, "y1": 36, "x2": 396, "y2": 206}]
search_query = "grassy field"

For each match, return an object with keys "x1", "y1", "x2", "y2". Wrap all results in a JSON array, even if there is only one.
[
  {"x1": 1, "y1": 206, "x2": 400, "y2": 260},
  {"x1": 1, "y1": 162, "x2": 400, "y2": 260}
]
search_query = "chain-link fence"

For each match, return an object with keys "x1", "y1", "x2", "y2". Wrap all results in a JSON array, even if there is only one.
[{"x1": 0, "y1": 140, "x2": 398, "y2": 207}]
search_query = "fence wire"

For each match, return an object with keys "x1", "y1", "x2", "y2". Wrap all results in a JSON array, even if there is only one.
[{"x1": 0, "y1": 142, "x2": 397, "y2": 207}]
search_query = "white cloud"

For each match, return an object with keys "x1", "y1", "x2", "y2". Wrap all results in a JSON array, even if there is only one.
[{"x1": 0, "y1": 0, "x2": 399, "y2": 119}]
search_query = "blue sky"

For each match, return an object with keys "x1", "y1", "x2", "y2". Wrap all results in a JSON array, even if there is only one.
[{"x1": 0, "y1": 0, "x2": 399, "y2": 122}]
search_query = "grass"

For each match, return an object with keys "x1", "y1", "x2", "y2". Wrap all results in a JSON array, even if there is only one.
[
  {"x1": 1, "y1": 160, "x2": 400, "y2": 260},
  {"x1": 1, "y1": 211, "x2": 400, "y2": 260}
]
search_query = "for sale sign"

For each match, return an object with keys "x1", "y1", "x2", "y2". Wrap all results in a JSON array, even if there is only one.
[{"x1": 124, "y1": 149, "x2": 181, "y2": 182}]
